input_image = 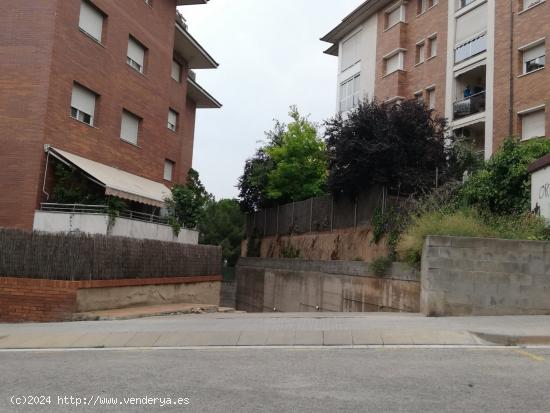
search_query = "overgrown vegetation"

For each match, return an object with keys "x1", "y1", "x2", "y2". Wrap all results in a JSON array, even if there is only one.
[{"x1": 369, "y1": 256, "x2": 392, "y2": 277}]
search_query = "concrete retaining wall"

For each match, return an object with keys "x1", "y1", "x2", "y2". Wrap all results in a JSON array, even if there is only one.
[
  {"x1": 236, "y1": 258, "x2": 420, "y2": 313},
  {"x1": 421, "y1": 236, "x2": 550, "y2": 316}
]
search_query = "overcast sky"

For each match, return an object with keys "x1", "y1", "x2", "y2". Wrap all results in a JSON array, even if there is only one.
[{"x1": 179, "y1": 0, "x2": 364, "y2": 200}]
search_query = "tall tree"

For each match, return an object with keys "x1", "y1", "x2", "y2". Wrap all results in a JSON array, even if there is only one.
[
  {"x1": 325, "y1": 99, "x2": 448, "y2": 196},
  {"x1": 167, "y1": 168, "x2": 212, "y2": 229}
]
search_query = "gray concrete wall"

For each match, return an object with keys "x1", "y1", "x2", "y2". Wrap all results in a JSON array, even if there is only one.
[
  {"x1": 421, "y1": 236, "x2": 550, "y2": 316},
  {"x1": 76, "y1": 281, "x2": 221, "y2": 312},
  {"x1": 236, "y1": 258, "x2": 420, "y2": 313}
]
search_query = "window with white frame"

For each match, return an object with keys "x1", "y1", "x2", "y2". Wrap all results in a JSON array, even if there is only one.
[
  {"x1": 427, "y1": 88, "x2": 436, "y2": 109},
  {"x1": 164, "y1": 160, "x2": 175, "y2": 181},
  {"x1": 78, "y1": 1, "x2": 104, "y2": 43},
  {"x1": 521, "y1": 108, "x2": 546, "y2": 140},
  {"x1": 416, "y1": 42, "x2": 425, "y2": 64},
  {"x1": 341, "y1": 31, "x2": 361, "y2": 72},
  {"x1": 171, "y1": 60, "x2": 182, "y2": 82},
  {"x1": 384, "y1": 51, "x2": 404, "y2": 75},
  {"x1": 127, "y1": 37, "x2": 146, "y2": 73},
  {"x1": 428, "y1": 35, "x2": 437, "y2": 58},
  {"x1": 167, "y1": 109, "x2": 178, "y2": 131},
  {"x1": 522, "y1": 42, "x2": 545, "y2": 74},
  {"x1": 523, "y1": 0, "x2": 543, "y2": 11},
  {"x1": 417, "y1": 0, "x2": 436, "y2": 14},
  {"x1": 120, "y1": 110, "x2": 140, "y2": 145},
  {"x1": 70, "y1": 83, "x2": 97, "y2": 126},
  {"x1": 339, "y1": 74, "x2": 361, "y2": 112},
  {"x1": 414, "y1": 91, "x2": 424, "y2": 104},
  {"x1": 385, "y1": 4, "x2": 404, "y2": 29}
]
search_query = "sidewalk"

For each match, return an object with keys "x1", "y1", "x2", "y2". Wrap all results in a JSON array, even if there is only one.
[{"x1": 1, "y1": 312, "x2": 549, "y2": 349}]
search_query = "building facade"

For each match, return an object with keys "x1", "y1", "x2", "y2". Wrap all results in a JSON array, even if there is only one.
[
  {"x1": 0, "y1": 0, "x2": 220, "y2": 230},
  {"x1": 322, "y1": 0, "x2": 548, "y2": 158}
]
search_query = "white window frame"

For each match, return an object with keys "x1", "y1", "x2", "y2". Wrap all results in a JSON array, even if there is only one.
[
  {"x1": 385, "y1": 2, "x2": 406, "y2": 30},
  {"x1": 167, "y1": 109, "x2": 178, "y2": 131},
  {"x1": 520, "y1": 40, "x2": 546, "y2": 75},
  {"x1": 127, "y1": 37, "x2": 146, "y2": 74},
  {"x1": 339, "y1": 74, "x2": 361, "y2": 113},
  {"x1": 78, "y1": 0, "x2": 104, "y2": 43},
  {"x1": 520, "y1": 106, "x2": 546, "y2": 141},
  {"x1": 164, "y1": 160, "x2": 175, "y2": 181},
  {"x1": 70, "y1": 83, "x2": 97, "y2": 126},
  {"x1": 340, "y1": 29, "x2": 362, "y2": 72},
  {"x1": 427, "y1": 87, "x2": 436, "y2": 109},
  {"x1": 428, "y1": 34, "x2": 438, "y2": 58},
  {"x1": 383, "y1": 49, "x2": 406, "y2": 75},
  {"x1": 416, "y1": 41, "x2": 426, "y2": 64},
  {"x1": 120, "y1": 110, "x2": 141, "y2": 145},
  {"x1": 171, "y1": 60, "x2": 182, "y2": 82},
  {"x1": 523, "y1": 0, "x2": 543, "y2": 11}
]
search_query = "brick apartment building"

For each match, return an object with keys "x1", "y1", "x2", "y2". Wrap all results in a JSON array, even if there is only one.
[
  {"x1": 322, "y1": 0, "x2": 549, "y2": 158},
  {"x1": 0, "y1": 0, "x2": 220, "y2": 230}
]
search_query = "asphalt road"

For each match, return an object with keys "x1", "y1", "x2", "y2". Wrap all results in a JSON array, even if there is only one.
[{"x1": 1, "y1": 347, "x2": 549, "y2": 413}]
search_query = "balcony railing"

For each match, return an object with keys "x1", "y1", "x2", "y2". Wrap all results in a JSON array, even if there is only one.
[
  {"x1": 40, "y1": 203, "x2": 168, "y2": 225},
  {"x1": 455, "y1": 33, "x2": 487, "y2": 63},
  {"x1": 453, "y1": 91, "x2": 486, "y2": 119}
]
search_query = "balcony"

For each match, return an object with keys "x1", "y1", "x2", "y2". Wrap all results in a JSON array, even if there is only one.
[
  {"x1": 455, "y1": 32, "x2": 487, "y2": 63},
  {"x1": 453, "y1": 91, "x2": 486, "y2": 119}
]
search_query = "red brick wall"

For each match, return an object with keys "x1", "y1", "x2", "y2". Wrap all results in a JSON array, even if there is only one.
[
  {"x1": 493, "y1": 1, "x2": 550, "y2": 150},
  {"x1": 0, "y1": 275, "x2": 223, "y2": 322},
  {"x1": 0, "y1": 0, "x2": 198, "y2": 229}
]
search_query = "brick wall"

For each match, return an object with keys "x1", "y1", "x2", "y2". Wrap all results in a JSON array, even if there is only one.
[
  {"x1": 0, "y1": 276, "x2": 223, "y2": 322},
  {"x1": 0, "y1": 0, "x2": 198, "y2": 229}
]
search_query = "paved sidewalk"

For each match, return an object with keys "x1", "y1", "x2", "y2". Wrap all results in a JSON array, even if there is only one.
[{"x1": 1, "y1": 313, "x2": 550, "y2": 349}]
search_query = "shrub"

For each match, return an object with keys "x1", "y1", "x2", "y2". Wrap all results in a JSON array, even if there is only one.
[{"x1": 369, "y1": 256, "x2": 392, "y2": 277}]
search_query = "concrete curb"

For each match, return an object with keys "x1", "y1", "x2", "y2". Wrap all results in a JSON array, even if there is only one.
[{"x1": 471, "y1": 332, "x2": 550, "y2": 346}]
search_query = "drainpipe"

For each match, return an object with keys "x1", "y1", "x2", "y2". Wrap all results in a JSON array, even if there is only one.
[{"x1": 508, "y1": 0, "x2": 515, "y2": 137}]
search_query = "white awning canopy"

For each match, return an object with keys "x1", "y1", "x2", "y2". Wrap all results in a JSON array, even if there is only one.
[{"x1": 47, "y1": 147, "x2": 172, "y2": 208}]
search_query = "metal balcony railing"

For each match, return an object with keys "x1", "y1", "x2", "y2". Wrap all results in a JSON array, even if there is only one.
[
  {"x1": 455, "y1": 33, "x2": 487, "y2": 63},
  {"x1": 453, "y1": 91, "x2": 486, "y2": 119},
  {"x1": 40, "y1": 203, "x2": 168, "y2": 225}
]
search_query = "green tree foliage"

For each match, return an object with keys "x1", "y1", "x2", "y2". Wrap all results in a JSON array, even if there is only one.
[
  {"x1": 198, "y1": 199, "x2": 245, "y2": 266},
  {"x1": 460, "y1": 137, "x2": 550, "y2": 215},
  {"x1": 167, "y1": 168, "x2": 212, "y2": 229},
  {"x1": 265, "y1": 107, "x2": 327, "y2": 202},
  {"x1": 325, "y1": 99, "x2": 448, "y2": 196},
  {"x1": 51, "y1": 162, "x2": 106, "y2": 205},
  {"x1": 238, "y1": 107, "x2": 327, "y2": 211}
]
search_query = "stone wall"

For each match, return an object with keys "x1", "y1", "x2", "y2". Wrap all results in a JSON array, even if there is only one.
[
  {"x1": 236, "y1": 258, "x2": 420, "y2": 313},
  {"x1": 421, "y1": 236, "x2": 550, "y2": 316}
]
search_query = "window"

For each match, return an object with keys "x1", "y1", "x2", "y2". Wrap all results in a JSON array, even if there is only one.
[
  {"x1": 455, "y1": 2, "x2": 487, "y2": 45},
  {"x1": 427, "y1": 88, "x2": 436, "y2": 109},
  {"x1": 339, "y1": 74, "x2": 361, "y2": 112},
  {"x1": 414, "y1": 91, "x2": 424, "y2": 104},
  {"x1": 341, "y1": 31, "x2": 361, "y2": 71},
  {"x1": 144, "y1": 0, "x2": 152, "y2": 5},
  {"x1": 127, "y1": 37, "x2": 146, "y2": 73},
  {"x1": 428, "y1": 35, "x2": 437, "y2": 58},
  {"x1": 522, "y1": 42, "x2": 545, "y2": 74},
  {"x1": 171, "y1": 60, "x2": 182, "y2": 82},
  {"x1": 416, "y1": 42, "x2": 425, "y2": 64},
  {"x1": 167, "y1": 109, "x2": 178, "y2": 131},
  {"x1": 523, "y1": 0, "x2": 542, "y2": 10},
  {"x1": 164, "y1": 160, "x2": 174, "y2": 181},
  {"x1": 417, "y1": 0, "x2": 436, "y2": 14},
  {"x1": 120, "y1": 110, "x2": 140, "y2": 145},
  {"x1": 384, "y1": 51, "x2": 404, "y2": 75},
  {"x1": 78, "y1": 1, "x2": 104, "y2": 43},
  {"x1": 70, "y1": 83, "x2": 96, "y2": 126},
  {"x1": 385, "y1": 5, "x2": 404, "y2": 29},
  {"x1": 521, "y1": 109, "x2": 546, "y2": 140}
]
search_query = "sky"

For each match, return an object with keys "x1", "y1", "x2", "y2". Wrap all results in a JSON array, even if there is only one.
[{"x1": 179, "y1": 0, "x2": 364, "y2": 200}]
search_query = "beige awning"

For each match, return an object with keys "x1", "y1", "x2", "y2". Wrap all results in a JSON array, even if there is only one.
[{"x1": 47, "y1": 147, "x2": 171, "y2": 208}]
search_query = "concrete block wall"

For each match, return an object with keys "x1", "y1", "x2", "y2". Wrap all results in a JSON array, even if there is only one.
[
  {"x1": 421, "y1": 236, "x2": 550, "y2": 316},
  {"x1": 236, "y1": 258, "x2": 420, "y2": 313}
]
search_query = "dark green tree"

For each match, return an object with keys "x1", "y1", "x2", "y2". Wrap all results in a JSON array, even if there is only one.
[
  {"x1": 198, "y1": 199, "x2": 245, "y2": 266},
  {"x1": 167, "y1": 168, "x2": 212, "y2": 229}
]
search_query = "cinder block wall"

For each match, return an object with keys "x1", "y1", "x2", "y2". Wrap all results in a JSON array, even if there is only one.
[{"x1": 421, "y1": 236, "x2": 550, "y2": 316}]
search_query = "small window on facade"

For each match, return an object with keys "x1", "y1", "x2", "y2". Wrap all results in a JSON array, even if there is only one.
[
  {"x1": 521, "y1": 109, "x2": 546, "y2": 140},
  {"x1": 341, "y1": 31, "x2": 361, "y2": 71},
  {"x1": 523, "y1": 0, "x2": 542, "y2": 11},
  {"x1": 339, "y1": 74, "x2": 361, "y2": 113},
  {"x1": 171, "y1": 60, "x2": 182, "y2": 82},
  {"x1": 418, "y1": 0, "x2": 436, "y2": 14},
  {"x1": 120, "y1": 110, "x2": 140, "y2": 145},
  {"x1": 428, "y1": 35, "x2": 437, "y2": 58},
  {"x1": 386, "y1": 6, "x2": 403, "y2": 29},
  {"x1": 79, "y1": 1, "x2": 104, "y2": 43},
  {"x1": 414, "y1": 91, "x2": 424, "y2": 105},
  {"x1": 427, "y1": 88, "x2": 436, "y2": 109},
  {"x1": 522, "y1": 42, "x2": 545, "y2": 74},
  {"x1": 127, "y1": 37, "x2": 146, "y2": 74},
  {"x1": 385, "y1": 52, "x2": 403, "y2": 75},
  {"x1": 164, "y1": 160, "x2": 174, "y2": 181},
  {"x1": 167, "y1": 109, "x2": 178, "y2": 131},
  {"x1": 70, "y1": 83, "x2": 97, "y2": 126},
  {"x1": 416, "y1": 42, "x2": 425, "y2": 64}
]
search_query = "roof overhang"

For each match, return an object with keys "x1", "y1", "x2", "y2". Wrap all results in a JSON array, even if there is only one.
[
  {"x1": 320, "y1": 0, "x2": 393, "y2": 55},
  {"x1": 177, "y1": 0, "x2": 208, "y2": 5},
  {"x1": 46, "y1": 146, "x2": 172, "y2": 208},
  {"x1": 174, "y1": 22, "x2": 218, "y2": 69},
  {"x1": 187, "y1": 77, "x2": 222, "y2": 108}
]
